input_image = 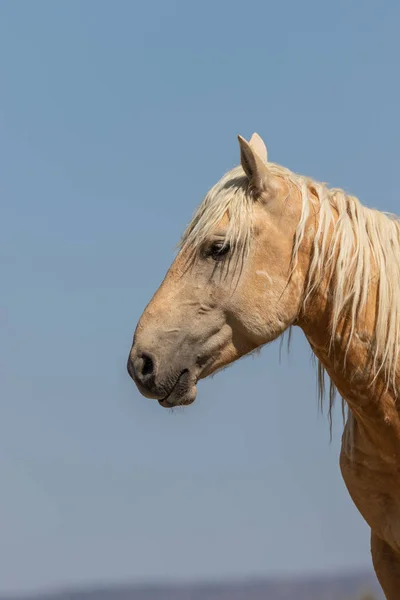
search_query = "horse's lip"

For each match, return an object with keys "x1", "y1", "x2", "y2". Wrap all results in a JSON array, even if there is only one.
[{"x1": 158, "y1": 369, "x2": 196, "y2": 408}]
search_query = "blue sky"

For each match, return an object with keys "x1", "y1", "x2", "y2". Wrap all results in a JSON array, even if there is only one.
[{"x1": 1, "y1": 0, "x2": 399, "y2": 594}]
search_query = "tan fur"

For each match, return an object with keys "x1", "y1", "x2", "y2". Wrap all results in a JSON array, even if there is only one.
[{"x1": 128, "y1": 134, "x2": 400, "y2": 598}]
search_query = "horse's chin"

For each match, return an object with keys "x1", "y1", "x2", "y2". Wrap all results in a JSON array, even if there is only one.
[{"x1": 158, "y1": 384, "x2": 197, "y2": 409}]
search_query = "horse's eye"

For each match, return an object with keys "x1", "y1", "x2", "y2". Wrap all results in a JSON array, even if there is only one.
[{"x1": 206, "y1": 241, "x2": 231, "y2": 261}]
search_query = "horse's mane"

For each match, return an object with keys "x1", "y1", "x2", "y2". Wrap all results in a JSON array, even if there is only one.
[{"x1": 181, "y1": 163, "x2": 400, "y2": 434}]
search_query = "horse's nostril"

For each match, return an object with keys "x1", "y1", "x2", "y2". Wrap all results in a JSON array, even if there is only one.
[
  {"x1": 128, "y1": 349, "x2": 157, "y2": 388},
  {"x1": 141, "y1": 353, "x2": 154, "y2": 377}
]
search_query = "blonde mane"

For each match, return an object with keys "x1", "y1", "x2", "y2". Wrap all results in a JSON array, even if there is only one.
[{"x1": 181, "y1": 163, "x2": 400, "y2": 430}]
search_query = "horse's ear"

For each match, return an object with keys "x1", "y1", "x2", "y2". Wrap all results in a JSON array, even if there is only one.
[
  {"x1": 249, "y1": 132, "x2": 268, "y2": 163},
  {"x1": 238, "y1": 134, "x2": 270, "y2": 192}
]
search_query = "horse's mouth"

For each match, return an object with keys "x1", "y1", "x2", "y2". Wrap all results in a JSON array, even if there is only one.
[{"x1": 158, "y1": 369, "x2": 197, "y2": 408}]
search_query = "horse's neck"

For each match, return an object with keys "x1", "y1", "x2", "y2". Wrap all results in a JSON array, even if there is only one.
[{"x1": 300, "y1": 299, "x2": 400, "y2": 459}]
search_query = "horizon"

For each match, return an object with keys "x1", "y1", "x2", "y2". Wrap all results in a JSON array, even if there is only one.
[{"x1": 0, "y1": 568, "x2": 381, "y2": 599}]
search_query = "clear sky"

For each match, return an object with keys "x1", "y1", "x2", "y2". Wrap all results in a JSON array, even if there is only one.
[{"x1": 1, "y1": 0, "x2": 399, "y2": 594}]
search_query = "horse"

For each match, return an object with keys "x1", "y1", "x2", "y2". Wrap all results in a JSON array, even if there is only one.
[{"x1": 127, "y1": 133, "x2": 400, "y2": 599}]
